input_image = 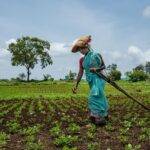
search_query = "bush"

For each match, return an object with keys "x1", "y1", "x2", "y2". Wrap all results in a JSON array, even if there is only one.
[
  {"x1": 126, "y1": 70, "x2": 149, "y2": 82},
  {"x1": 107, "y1": 64, "x2": 122, "y2": 81},
  {"x1": 0, "y1": 79, "x2": 9, "y2": 82},
  {"x1": 108, "y1": 70, "x2": 122, "y2": 81}
]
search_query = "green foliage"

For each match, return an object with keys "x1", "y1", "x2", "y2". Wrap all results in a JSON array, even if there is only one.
[
  {"x1": 43, "y1": 74, "x2": 54, "y2": 81},
  {"x1": 54, "y1": 134, "x2": 78, "y2": 146},
  {"x1": 125, "y1": 143, "x2": 141, "y2": 150},
  {"x1": 87, "y1": 142, "x2": 99, "y2": 150},
  {"x1": 87, "y1": 131, "x2": 95, "y2": 140},
  {"x1": 107, "y1": 64, "x2": 122, "y2": 80},
  {"x1": 18, "y1": 73, "x2": 26, "y2": 81},
  {"x1": 65, "y1": 70, "x2": 77, "y2": 81},
  {"x1": 122, "y1": 120, "x2": 132, "y2": 128},
  {"x1": 62, "y1": 146, "x2": 77, "y2": 150},
  {"x1": 0, "y1": 132, "x2": 10, "y2": 147},
  {"x1": 125, "y1": 70, "x2": 149, "y2": 82},
  {"x1": 21, "y1": 125, "x2": 43, "y2": 149},
  {"x1": 68, "y1": 123, "x2": 80, "y2": 134},
  {"x1": 7, "y1": 36, "x2": 53, "y2": 81},
  {"x1": 109, "y1": 69, "x2": 122, "y2": 81},
  {"x1": 25, "y1": 141, "x2": 43, "y2": 150},
  {"x1": 134, "y1": 64, "x2": 144, "y2": 71},
  {"x1": 140, "y1": 127, "x2": 150, "y2": 141},
  {"x1": 6, "y1": 120, "x2": 21, "y2": 133},
  {"x1": 107, "y1": 63, "x2": 117, "y2": 70},
  {"x1": 145, "y1": 61, "x2": 150, "y2": 74},
  {"x1": 50, "y1": 124, "x2": 62, "y2": 137},
  {"x1": 118, "y1": 135, "x2": 129, "y2": 144},
  {"x1": 22, "y1": 125, "x2": 42, "y2": 135}
]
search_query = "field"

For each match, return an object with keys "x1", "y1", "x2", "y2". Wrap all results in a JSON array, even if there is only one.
[{"x1": 0, "y1": 81, "x2": 150, "y2": 150}]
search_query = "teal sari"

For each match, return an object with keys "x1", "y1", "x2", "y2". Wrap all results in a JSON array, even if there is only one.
[{"x1": 82, "y1": 49, "x2": 109, "y2": 117}]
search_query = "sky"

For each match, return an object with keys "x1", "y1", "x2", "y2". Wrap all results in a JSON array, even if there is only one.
[{"x1": 0, "y1": 0, "x2": 150, "y2": 80}]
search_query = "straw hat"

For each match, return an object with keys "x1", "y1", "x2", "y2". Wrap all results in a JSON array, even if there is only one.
[{"x1": 71, "y1": 35, "x2": 91, "y2": 53}]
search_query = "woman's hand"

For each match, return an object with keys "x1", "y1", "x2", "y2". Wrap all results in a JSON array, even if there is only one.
[
  {"x1": 72, "y1": 86, "x2": 78, "y2": 94},
  {"x1": 90, "y1": 67, "x2": 97, "y2": 72}
]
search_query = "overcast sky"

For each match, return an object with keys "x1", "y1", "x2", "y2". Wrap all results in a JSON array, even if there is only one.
[{"x1": 0, "y1": 0, "x2": 150, "y2": 79}]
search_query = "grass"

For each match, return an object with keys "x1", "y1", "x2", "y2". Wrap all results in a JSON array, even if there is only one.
[{"x1": 0, "y1": 80, "x2": 149, "y2": 100}]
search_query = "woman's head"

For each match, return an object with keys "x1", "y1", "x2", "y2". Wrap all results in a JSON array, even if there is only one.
[
  {"x1": 71, "y1": 35, "x2": 91, "y2": 54},
  {"x1": 78, "y1": 46, "x2": 90, "y2": 55}
]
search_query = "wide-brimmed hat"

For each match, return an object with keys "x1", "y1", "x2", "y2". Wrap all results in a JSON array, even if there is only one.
[{"x1": 71, "y1": 35, "x2": 91, "y2": 53}]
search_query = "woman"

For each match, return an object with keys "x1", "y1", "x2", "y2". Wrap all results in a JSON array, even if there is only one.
[{"x1": 71, "y1": 35, "x2": 109, "y2": 126}]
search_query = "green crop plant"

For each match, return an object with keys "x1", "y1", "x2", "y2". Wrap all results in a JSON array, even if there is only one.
[
  {"x1": 62, "y1": 145, "x2": 77, "y2": 150},
  {"x1": 125, "y1": 143, "x2": 141, "y2": 150},
  {"x1": 122, "y1": 120, "x2": 132, "y2": 128},
  {"x1": 119, "y1": 128, "x2": 130, "y2": 135},
  {"x1": 0, "y1": 132, "x2": 10, "y2": 147},
  {"x1": 22, "y1": 124, "x2": 42, "y2": 136},
  {"x1": 50, "y1": 124, "x2": 62, "y2": 137},
  {"x1": 87, "y1": 142, "x2": 99, "y2": 150},
  {"x1": 61, "y1": 115, "x2": 74, "y2": 123},
  {"x1": 105, "y1": 123, "x2": 115, "y2": 132},
  {"x1": 54, "y1": 134, "x2": 78, "y2": 147},
  {"x1": 6, "y1": 120, "x2": 21, "y2": 133},
  {"x1": 87, "y1": 131, "x2": 95, "y2": 140},
  {"x1": 68, "y1": 123, "x2": 80, "y2": 134},
  {"x1": 118, "y1": 135, "x2": 129, "y2": 144}
]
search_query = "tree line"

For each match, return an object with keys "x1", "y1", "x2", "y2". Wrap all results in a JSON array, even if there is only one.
[
  {"x1": 1, "y1": 36, "x2": 150, "y2": 82},
  {"x1": 65, "y1": 63, "x2": 150, "y2": 82}
]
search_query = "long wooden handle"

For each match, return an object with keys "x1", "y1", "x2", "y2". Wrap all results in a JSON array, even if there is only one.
[{"x1": 94, "y1": 71, "x2": 150, "y2": 111}]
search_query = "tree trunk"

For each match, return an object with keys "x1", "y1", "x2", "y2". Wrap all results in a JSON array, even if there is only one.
[{"x1": 27, "y1": 67, "x2": 30, "y2": 82}]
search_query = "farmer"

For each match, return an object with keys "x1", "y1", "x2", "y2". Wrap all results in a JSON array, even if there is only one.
[{"x1": 71, "y1": 35, "x2": 109, "y2": 126}]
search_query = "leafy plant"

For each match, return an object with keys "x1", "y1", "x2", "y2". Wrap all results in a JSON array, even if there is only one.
[
  {"x1": 125, "y1": 143, "x2": 141, "y2": 150},
  {"x1": 6, "y1": 120, "x2": 21, "y2": 133},
  {"x1": 118, "y1": 135, "x2": 129, "y2": 144},
  {"x1": 54, "y1": 134, "x2": 78, "y2": 147},
  {"x1": 50, "y1": 124, "x2": 62, "y2": 137},
  {"x1": 0, "y1": 132, "x2": 10, "y2": 147},
  {"x1": 68, "y1": 123, "x2": 80, "y2": 134},
  {"x1": 87, "y1": 142, "x2": 99, "y2": 150}
]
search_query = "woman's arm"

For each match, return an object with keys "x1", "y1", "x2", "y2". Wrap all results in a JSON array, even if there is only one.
[
  {"x1": 75, "y1": 67, "x2": 84, "y2": 88},
  {"x1": 72, "y1": 58, "x2": 84, "y2": 94}
]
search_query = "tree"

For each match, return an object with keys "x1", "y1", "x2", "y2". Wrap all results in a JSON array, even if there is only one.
[
  {"x1": 125, "y1": 70, "x2": 148, "y2": 82},
  {"x1": 7, "y1": 36, "x2": 53, "y2": 81},
  {"x1": 18, "y1": 73, "x2": 26, "y2": 81},
  {"x1": 134, "y1": 64, "x2": 144, "y2": 71},
  {"x1": 65, "y1": 70, "x2": 77, "y2": 81},
  {"x1": 107, "y1": 64, "x2": 121, "y2": 81},
  {"x1": 43, "y1": 74, "x2": 54, "y2": 81},
  {"x1": 107, "y1": 63, "x2": 117, "y2": 71},
  {"x1": 145, "y1": 61, "x2": 150, "y2": 74},
  {"x1": 109, "y1": 70, "x2": 122, "y2": 81}
]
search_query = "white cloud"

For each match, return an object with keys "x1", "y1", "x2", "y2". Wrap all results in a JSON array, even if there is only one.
[
  {"x1": 50, "y1": 42, "x2": 71, "y2": 56},
  {"x1": 104, "y1": 46, "x2": 150, "y2": 65},
  {"x1": 0, "y1": 39, "x2": 16, "y2": 58},
  {"x1": 6, "y1": 38, "x2": 16, "y2": 46},
  {"x1": 128, "y1": 46, "x2": 141, "y2": 54},
  {"x1": 102, "y1": 50, "x2": 123, "y2": 63},
  {"x1": 102, "y1": 45, "x2": 150, "y2": 75},
  {"x1": 143, "y1": 5, "x2": 150, "y2": 18},
  {"x1": 127, "y1": 46, "x2": 150, "y2": 63},
  {"x1": 0, "y1": 48, "x2": 9, "y2": 57}
]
